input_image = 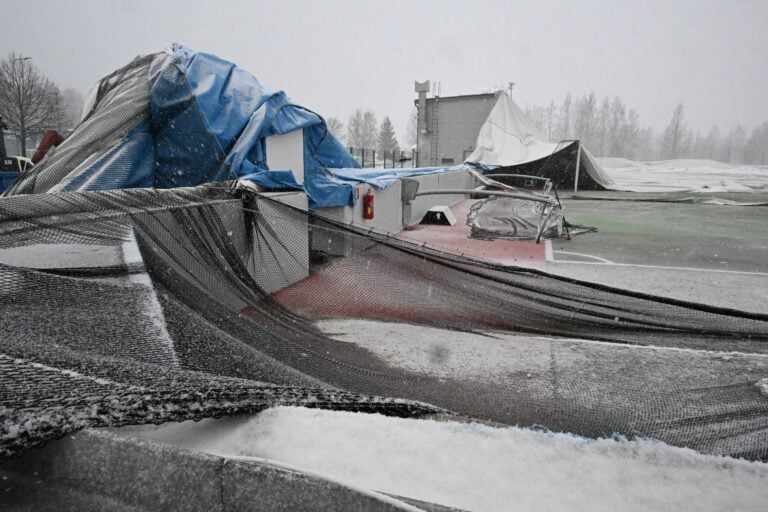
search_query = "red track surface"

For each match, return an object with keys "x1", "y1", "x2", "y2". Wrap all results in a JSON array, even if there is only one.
[
  {"x1": 272, "y1": 200, "x2": 546, "y2": 326},
  {"x1": 397, "y1": 199, "x2": 546, "y2": 269}
]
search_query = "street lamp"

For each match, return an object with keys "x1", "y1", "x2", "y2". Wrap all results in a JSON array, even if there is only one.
[{"x1": 11, "y1": 57, "x2": 32, "y2": 64}]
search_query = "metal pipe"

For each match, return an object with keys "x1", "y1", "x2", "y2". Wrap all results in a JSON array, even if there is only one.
[
  {"x1": 483, "y1": 174, "x2": 551, "y2": 183},
  {"x1": 413, "y1": 188, "x2": 556, "y2": 205},
  {"x1": 574, "y1": 140, "x2": 581, "y2": 193}
]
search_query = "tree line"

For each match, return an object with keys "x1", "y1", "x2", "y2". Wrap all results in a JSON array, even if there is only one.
[
  {"x1": 0, "y1": 53, "x2": 84, "y2": 156},
  {"x1": 524, "y1": 93, "x2": 768, "y2": 164},
  {"x1": 326, "y1": 110, "x2": 401, "y2": 156},
  {"x1": 4, "y1": 48, "x2": 764, "y2": 166}
]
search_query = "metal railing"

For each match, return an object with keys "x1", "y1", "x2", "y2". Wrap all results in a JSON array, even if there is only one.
[{"x1": 348, "y1": 148, "x2": 416, "y2": 169}]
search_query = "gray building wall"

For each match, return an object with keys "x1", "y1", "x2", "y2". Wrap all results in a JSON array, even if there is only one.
[{"x1": 416, "y1": 93, "x2": 497, "y2": 167}]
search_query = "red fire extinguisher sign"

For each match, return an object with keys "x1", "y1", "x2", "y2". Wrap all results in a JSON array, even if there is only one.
[{"x1": 363, "y1": 189, "x2": 374, "y2": 220}]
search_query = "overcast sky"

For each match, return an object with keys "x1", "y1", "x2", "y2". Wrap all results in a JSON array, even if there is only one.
[{"x1": 2, "y1": 0, "x2": 766, "y2": 141}]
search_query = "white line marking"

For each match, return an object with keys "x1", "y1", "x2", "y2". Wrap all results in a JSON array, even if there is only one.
[
  {"x1": 549, "y1": 259, "x2": 768, "y2": 277},
  {"x1": 552, "y1": 251, "x2": 615, "y2": 264},
  {"x1": 544, "y1": 240, "x2": 553, "y2": 262}
]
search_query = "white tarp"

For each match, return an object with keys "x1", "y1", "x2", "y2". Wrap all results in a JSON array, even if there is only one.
[
  {"x1": 599, "y1": 157, "x2": 768, "y2": 193},
  {"x1": 465, "y1": 92, "x2": 563, "y2": 166},
  {"x1": 465, "y1": 93, "x2": 614, "y2": 188}
]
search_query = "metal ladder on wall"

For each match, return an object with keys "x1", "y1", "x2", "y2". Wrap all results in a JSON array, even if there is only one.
[{"x1": 429, "y1": 97, "x2": 439, "y2": 166}]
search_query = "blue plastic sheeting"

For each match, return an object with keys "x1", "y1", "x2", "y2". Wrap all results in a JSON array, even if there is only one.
[
  {"x1": 149, "y1": 53, "x2": 229, "y2": 189},
  {"x1": 172, "y1": 45, "x2": 273, "y2": 151},
  {"x1": 153, "y1": 44, "x2": 361, "y2": 208},
  {"x1": 467, "y1": 162, "x2": 500, "y2": 173},
  {"x1": 239, "y1": 168, "x2": 303, "y2": 191},
  {"x1": 0, "y1": 172, "x2": 19, "y2": 194},
  {"x1": 41, "y1": 43, "x2": 361, "y2": 208},
  {"x1": 56, "y1": 122, "x2": 155, "y2": 192}
]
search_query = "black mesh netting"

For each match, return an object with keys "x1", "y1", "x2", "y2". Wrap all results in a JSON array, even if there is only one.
[
  {"x1": 5, "y1": 54, "x2": 158, "y2": 196},
  {"x1": 1, "y1": 184, "x2": 767, "y2": 460}
]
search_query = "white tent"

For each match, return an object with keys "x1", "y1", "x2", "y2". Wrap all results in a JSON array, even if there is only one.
[{"x1": 465, "y1": 93, "x2": 614, "y2": 190}]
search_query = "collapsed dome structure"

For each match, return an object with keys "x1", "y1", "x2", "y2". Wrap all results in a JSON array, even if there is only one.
[
  {"x1": 1, "y1": 43, "x2": 768, "y2": 510},
  {"x1": 464, "y1": 92, "x2": 615, "y2": 192}
]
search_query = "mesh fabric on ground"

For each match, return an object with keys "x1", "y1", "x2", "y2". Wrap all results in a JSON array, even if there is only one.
[{"x1": 1, "y1": 184, "x2": 767, "y2": 462}]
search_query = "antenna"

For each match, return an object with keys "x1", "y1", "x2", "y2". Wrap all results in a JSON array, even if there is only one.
[{"x1": 430, "y1": 80, "x2": 441, "y2": 98}]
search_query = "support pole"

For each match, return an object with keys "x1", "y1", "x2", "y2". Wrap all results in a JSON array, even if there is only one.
[{"x1": 573, "y1": 140, "x2": 581, "y2": 193}]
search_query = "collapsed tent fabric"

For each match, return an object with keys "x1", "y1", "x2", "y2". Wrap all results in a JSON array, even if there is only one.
[
  {"x1": 4, "y1": 44, "x2": 360, "y2": 208},
  {"x1": 465, "y1": 93, "x2": 614, "y2": 191}
]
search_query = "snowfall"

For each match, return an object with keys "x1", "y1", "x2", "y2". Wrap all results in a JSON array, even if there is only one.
[{"x1": 8, "y1": 157, "x2": 768, "y2": 510}]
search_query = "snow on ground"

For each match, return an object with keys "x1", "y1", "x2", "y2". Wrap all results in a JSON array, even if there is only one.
[
  {"x1": 122, "y1": 233, "x2": 178, "y2": 366},
  {"x1": 0, "y1": 243, "x2": 122, "y2": 268},
  {"x1": 119, "y1": 407, "x2": 768, "y2": 512},
  {"x1": 543, "y1": 262, "x2": 768, "y2": 315},
  {"x1": 599, "y1": 158, "x2": 768, "y2": 193},
  {"x1": 317, "y1": 318, "x2": 551, "y2": 381}
]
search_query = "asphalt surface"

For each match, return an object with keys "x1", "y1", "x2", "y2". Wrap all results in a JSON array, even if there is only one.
[
  {"x1": 556, "y1": 199, "x2": 768, "y2": 272},
  {"x1": 546, "y1": 198, "x2": 768, "y2": 313}
]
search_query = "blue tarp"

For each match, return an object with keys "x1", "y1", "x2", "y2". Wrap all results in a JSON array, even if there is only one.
[
  {"x1": 31, "y1": 44, "x2": 487, "y2": 208},
  {"x1": 58, "y1": 121, "x2": 155, "y2": 191},
  {"x1": 153, "y1": 44, "x2": 360, "y2": 207},
  {"x1": 49, "y1": 43, "x2": 361, "y2": 208},
  {"x1": 0, "y1": 172, "x2": 20, "y2": 195}
]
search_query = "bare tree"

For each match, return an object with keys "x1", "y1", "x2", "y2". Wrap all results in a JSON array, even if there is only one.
[
  {"x1": 403, "y1": 106, "x2": 417, "y2": 150},
  {"x1": 607, "y1": 97, "x2": 627, "y2": 156},
  {"x1": 60, "y1": 87, "x2": 84, "y2": 131},
  {"x1": 726, "y1": 125, "x2": 747, "y2": 164},
  {"x1": 661, "y1": 103, "x2": 686, "y2": 159},
  {"x1": 560, "y1": 95, "x2": 571, "y2": 140},
  {"x1": 347, "y1": 110, "x2": 364, "y2": 148},
  {"x1": 703, "y1": 125, "x2": 721, "y2": 160},
  {"x1": 745, "y1": 122, "x2": 768, "y2": 164},
  {"x1": 361, "y1": 111, "x2": 378, "y2": 149},
  {"x1": 0, "y1": 53, "x2": 59, "y2": 154},
  {"x1": 525, "y1": 104, "x2": 546, "y2": 134},
  {"x1": 325, "y1": 116, "x2": 345, "y2": 144},
  {"x1": 573, "y1": 92, "x2": 596, "y2": 143},
  {"x1": 596, "y1": 98, "x2": 610, "y2": 155}
]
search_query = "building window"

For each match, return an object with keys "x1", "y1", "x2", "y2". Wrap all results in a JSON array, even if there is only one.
[{"x1": 441, "y1": 158, "x2": 454, "y2": 165}]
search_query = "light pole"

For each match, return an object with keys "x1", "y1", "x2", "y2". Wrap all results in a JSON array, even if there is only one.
[{"x1": 11, "y1": 56, "x2": 32, "y2": 69}]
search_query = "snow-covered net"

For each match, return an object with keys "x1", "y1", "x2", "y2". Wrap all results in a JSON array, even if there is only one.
[{"x1": 1, "y1": 185, "x2": 767, "y2": 460}]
